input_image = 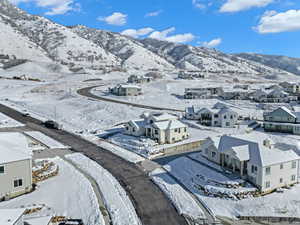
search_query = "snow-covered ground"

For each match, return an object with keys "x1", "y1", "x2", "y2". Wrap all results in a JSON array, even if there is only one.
[
  {"x1": 150, "y1": 168, "x2": 206, "y2": 221},
  {"x1": 24, "y1": 131, "x2": 70, "y2": 149},
  {"x1": 0, "y1": 157, "x2": 105, "y2": 225},
  {"x1": 65, "y1": 153, "x2": 142, "y2": 225},
  {"x1": 0, "y1": 112, "x2": 24, "y2": 128},
  {"x1": 164, "y1": 155, "x2": 300, "y2": 219}
]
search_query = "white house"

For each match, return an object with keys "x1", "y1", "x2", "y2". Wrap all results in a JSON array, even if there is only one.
[
  {"x1": 201, "y1": 134, "x2": 300, "y2": 192},
  {"x1": 185, "y1": 103, "x2": 238, "y2": 128},
  {"x1": 109, "y1": 84, "x2": 142, "y2": 96},
  {"x1": 0, "y1": 133, "x2": 33, "y2": 200},
  {"x1": 280, "y1": 82, "x2": 300, "y2": 95},
  {"x1": 0, "y1": 208, "x2": 25, "y2": 225},
  {"x1": 127, "y1": 75, "x2": 151, "y2": 84},
  {"x1": 263, "y1": 106, "x2": 300, "y2": 135},
  {"x1": 124, "y1": 112, "x2": 189, "y2": 144},
  {"x1": 250, "y1": 89, "x2": 297, "y2": 103},
  {"x1": 184, "y1": 87, "x2": 223, "y2": 99}
]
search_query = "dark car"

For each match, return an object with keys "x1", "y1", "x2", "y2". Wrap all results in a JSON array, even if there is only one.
[
  {"x1": 59, "y1": 219, "x2": 84, "y2": 225},
  {"x1": 43, "y1": 120, "x2": 59, "y2": 129}
]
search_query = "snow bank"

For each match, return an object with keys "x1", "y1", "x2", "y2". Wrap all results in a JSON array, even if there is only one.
[
  {"x1": 0, "y1": 112, "x2": 24, "y2": 128},
  {"x1": 65, "y1": 153, "x2": 142, "y2": 225},
  {"x1": 24, "y1": 131, "x2": 69, "y2": 149},
  {"x1": 150, "y1": 168, "x2": 206, "y2": 220}
]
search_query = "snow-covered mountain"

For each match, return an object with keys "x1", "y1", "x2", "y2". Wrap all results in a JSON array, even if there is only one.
[
  {"x1": 0, "y1": 0, "x2": 120, "y2": 70},
  {"x1": 0, "y1": 0, "x2": 296, "y2": 76},
  {"x1": 236, "y1": 53, "x2": 300, "y2": 76},
  {"x1": 70, "y1": 25, "x2": 175, "y2": 71},
  {"x1": 139, "y1": 38, "x2": 284, "y2": 75}
]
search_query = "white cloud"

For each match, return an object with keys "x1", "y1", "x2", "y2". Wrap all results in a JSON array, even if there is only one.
[
  {"x1": 203, "y1": 38, "x2": 222, "y2": 48},
  {"x1": 145, "y1": 10, "x2": 162, "y2": 17},
  {"x1": 148, "y1": 27, "x2": 195, "y2": 43},
  {"x1": 192, "y1": 0, "x2": 207, "y2": 10},
  {"x1": 256, "y1": 9, "x2": 300, "y2": 33},
  {"x1": 8, "y1": 0, "x2": 80, "y2": 15},
  {"x1": 220, "y1": 0, "x2": 273, "y2": 13},
  {"x1": 98, "y1": 12, "x2": 127, "y2": 26},
  {"x1": 121, "y1": 28, "x2": 154, "y2": 38}
]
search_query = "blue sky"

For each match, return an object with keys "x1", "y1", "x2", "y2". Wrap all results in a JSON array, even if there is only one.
[{"x1": 11, "y1": 0, "x2": 300, "y2": 57}]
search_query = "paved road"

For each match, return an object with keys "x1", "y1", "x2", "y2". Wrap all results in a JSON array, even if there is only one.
[
  {"x1": 0, "y1": 104, "x2": 187, "y2": 225},
  {"x1": 77, "y1": 86, "x2": 184, "y2": 112}
]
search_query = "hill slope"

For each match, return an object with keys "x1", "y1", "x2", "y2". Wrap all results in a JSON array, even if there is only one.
[{"x1": 236, "y1": 53, "x2": 300, "y2": 76}]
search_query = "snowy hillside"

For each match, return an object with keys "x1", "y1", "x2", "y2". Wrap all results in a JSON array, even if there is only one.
[
  {"x1": 0, "y1": 16, "x2": 50, "y2": 62},
  {"x1": 0, "y1": 0, "x2": 120, "y2": 70},
  {"x1": 236, "y1": 53, "x2": 300, "y2": 76},
  {"x1": 139, "y1": 38, "x2": 286, "y2": 75},
  {"x1": 70, "y1": 25, "x2": 175, "y2": 71}
]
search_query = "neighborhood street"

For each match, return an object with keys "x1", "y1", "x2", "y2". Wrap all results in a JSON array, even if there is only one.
[{"x1": 0, "y1": 103, "x2": 188, "y2": 225}]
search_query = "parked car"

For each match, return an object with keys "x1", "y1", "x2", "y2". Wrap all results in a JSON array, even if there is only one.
[
  {"x1": 43, "y1": 120, "x2": 59, "y2": 129},
  {"x1": 59, "y1": 219, "x2": 84, "y2": 225}
]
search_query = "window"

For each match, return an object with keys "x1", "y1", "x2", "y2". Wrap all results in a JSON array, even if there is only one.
[
  {"x1": 178, "y1": 128, "x2": 181, "y2": 133},
  {"x1": 280, "y1": 178, "x2": 283, "y2": 183},
  {"x1": 174, "y1": 129, "x2": 178, "y2": 132},
  {"x1": 155, "y1": 129, "x2": 158, "y2": 135},
  {"x1": 265, "y1": 167, "x2": 271, "y2": 175},
  {"x1": 291, "y1": 175, "x2": 296, "y2": 181},
  {"x1": 292, "y1": 161, "x2": 297, "y2": 169},
  {"x1": 230, "y1": 115, "x2": 233, "y2": 119},
  {"x1": 125, "y1": 127, "x2": 129, "y2": 130},
  {"x1": 184, "y1": 128, "x2": 187, "y2": 132},
  {"x1": 0, "y1": 166, "x2": 4, "y2": 174},
  {"x1": 212, "y1": 152, "x2": 216, "y2": 158},
  {"x1": 224, "y1": 115, "x2": 227, "y2": 119},
  {"x1": 132, "y1": 128, "x2": 135, "y2": 132},
  {"x1": 251, "y1": 165, "x2": 257, "y2": 173},
  {"x1": 280, "y1": 164, "x2": 284, "y2": 169},
  {"x1": 226, "y1": 122, "x2": 230, "y2": 127},
  {"x1": 265, "y1": 181, "x2": 270, "y2": 188},
  {"x1": 214, "y1": 114, "x2": 218, "y2": 118},
  {"x1": 14, "y1": 179, "x2": 23, "y2": 188}
]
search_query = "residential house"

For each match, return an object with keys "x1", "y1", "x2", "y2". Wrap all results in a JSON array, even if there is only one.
[
  {"x1": 263, "y1": 107, "x2": 300, "y2": 135},
  {"x1": 184, "y1": 87, "x2": 223, "y2": 99},
  {"x1": 250, "y1": 89, "x2": 297, "y2": 103},
  {"x1": 280, "y1": 82, "x2": 300, "y2": 96},
  {"x1": 178, "y1": 71, "x2": 205, "y2": 80},
  {"x1": 201, "y1": 134, "x2": 300, "y2": 192},
  {"x1": 127, "y1": 75, "x2": 151, "y2": 84},
  {"x1": 109, "y1": 84, "x2": 142, "y2": 96},
  {"x1": 124, "y1": 112, "x2": 189, "y2": 144},
  {"x1": 0, "y1": 133, "x2": 33, "y2": 200},
  {"x1": 221, "y1": 90, "x2": 249, "y2": 100},
  {"x1": 185, "y1": 103, "x2": 238, "y2": 128},
  {"x1": 0, "y1": 208, "x2": 25, "y2": 225}
]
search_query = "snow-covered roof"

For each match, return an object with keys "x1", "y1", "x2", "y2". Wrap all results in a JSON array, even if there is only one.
[
  {"x1": 128, "y1": 119, "x2": 146, "y2": 129},
  {"x1": 118, "y1": 84, "x2": 141, "y2": 89},
  {"x1": 0, "y1": 132, "x2": 32, "y2": 164},
  {"x1": 152, "y1": 120, "x2": 186, "y2": 130},
  {"x1": 0, "y1": 209, "x2": 25, "y2": 225},
  {"x1": 24, "y1": 216, "x2": 52, "y2": 225},
  {"x1": 151, "y1": 113, "x2": 178, "y2": 122},
  {"x1": 231, "y1": 145, "x2": 250, "y2": 161},
  {"x1": 218, "y1": 135, "x2": 300, "y2": 167}
]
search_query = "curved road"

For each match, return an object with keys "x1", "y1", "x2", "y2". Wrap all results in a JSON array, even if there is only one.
[
  {"x1": 77, "y1": 85, "x2": 184, "y2": 112},
  {"x1": 0, "y1": 104, "x2": 187, "y2": 225}
]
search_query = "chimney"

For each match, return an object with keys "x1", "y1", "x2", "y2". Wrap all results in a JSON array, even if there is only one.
[{"x1": 263, "y1": 138, "x2": 272, "y2": 149}]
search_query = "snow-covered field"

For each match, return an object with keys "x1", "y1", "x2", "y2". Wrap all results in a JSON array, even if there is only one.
[
  {"x1": 150, "y1": 168, "x2": 206, "y2": 221},
  {"x1": 66, "y1": 153, "x2": 142, "y2": 225},
  {"x1": 0, "y1": 157, "x2": 105, "y2": 225},
  {"x1": 0, "y1": 112, "x2": 23, "y2": 128}
]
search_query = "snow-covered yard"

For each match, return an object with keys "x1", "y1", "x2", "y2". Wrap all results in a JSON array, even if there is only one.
[
  {"x1": 164, "y1": 155, "x2": 300, "y2": 219},
  {"x1": 65, "y1": 153, "x2": 142, "y2": 225},
  {"x1": 0, "y1": 157, "x2": 105, "y2": 225}
]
